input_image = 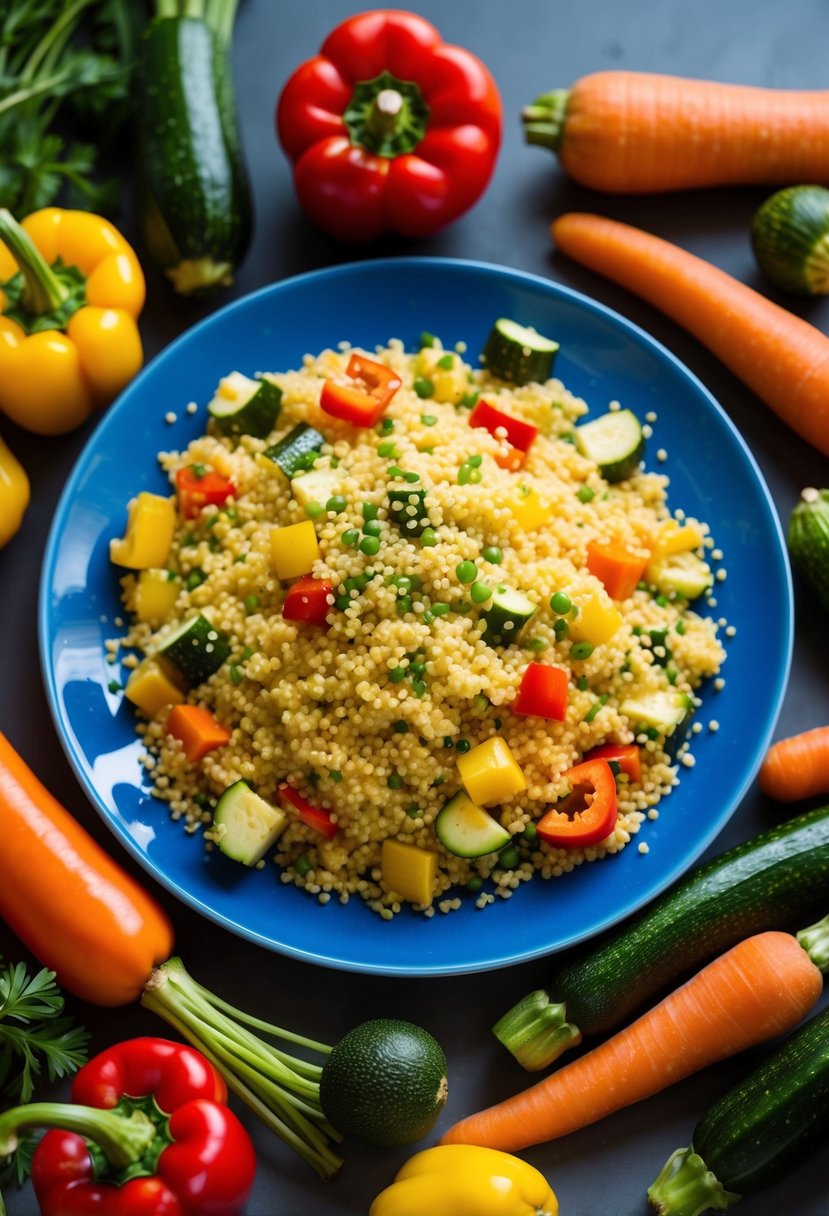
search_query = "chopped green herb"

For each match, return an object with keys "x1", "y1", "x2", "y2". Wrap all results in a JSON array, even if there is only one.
[
  {"x1": 378, "y1": 441, "x2": 399, "y2": 458},
  {"x1": 577, "y1": 676, "x2": 589, "y2": 691},
  {"x1": 229, "y1": 665, "x2": 243, "y2": 685},
  {"x1": 107, "y1": 679, "x2": 122, "y2": 693},
  {"x1": 675, "y1": 619, "x2": 686, "y2": 635},
  {"x1": 412, "y1": 679, "x2": 428, "y2": 697},
  {"x1": 583, "y1": 694, "x2": 609, "y2": 723},
  {"x1": 431, "y1": 603, "x2": 451, "y2": 617}
]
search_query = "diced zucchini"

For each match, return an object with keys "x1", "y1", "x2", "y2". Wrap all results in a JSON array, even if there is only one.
[
  {"x1": 157, "y1": 613, "x2": 231, "y2": 686},
  {"x1": 620, "y1": 690, "x2": 694, "y2": 736},
  {"x1": 388, "y1": 485, "x2": 431, "y2": 536},
  {"x1": 132, "y1": 569, "x2": 179, "y2": 626},
  {"x1": 647, "y1": 550, "x2": 712, "y2": 600},
  {"x1": 110, "y1": 492, "x2": 176, "y2": 569},
  {"x1": 207, "y1": 372, "x2": 282, "y2": 439},
  {"x1": 124, "y1": 657, "x2": 185, "y2": 717},
  {"x1": 291, "y1": 467, "x2": 341, "y2": 509},
  {"x1": 575, "y1": 409, "x2": 645, "y2": 483},
  {"x1": 481, "y1": 318, "x2": 559, "y2": 385},
  {"x1": 381, "y1": 839, "x2": 438, "y2": 905},
  {"x1": 435, "y1": 791, "x2": 510, "y2": 858},
  {"x1": 482, "y1": 586, "x2": 537, "y2": 646},
  {"x1": 214, "y1": 779, "x2": 287, "y2": 865},
  {"x1": 262, "y1": 423, "x2": 325, "y2": 478}
]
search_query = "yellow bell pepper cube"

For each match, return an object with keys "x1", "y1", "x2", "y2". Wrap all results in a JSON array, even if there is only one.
[
  {"x1": 569, "y1": 594, "x2": 622, "y2": 646},
  {"x1": 650, "y1": 517, "x2": 705, "y2": 560},
  {"x1": 381, "y1": 839, "x2": 438, "y2": 906},
  {"x1": 132, "y1": 569, "x2": 179, "y2": 626},
  {"x1": 110, "y1": 492, "x2": 176, "y2": 569},
  {"x1": 508, "y1": 484, "x2": 551, "y2": 531},
  {"x1": 457, "y1": 737, "x2": 526, "y2": 807},
  {"x1": 124, "y1": 657, "x2": 185, "y2": 717},
  {"x1": 269, "y1": 519, "x2": 320, "y2": 579},
  {"x1": 416, "y1": 347, "x2": 468, "y2": 404}
]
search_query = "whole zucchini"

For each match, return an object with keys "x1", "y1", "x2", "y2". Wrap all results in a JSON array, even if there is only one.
[
  {"x1": 647, "y1": 1004, "x2": 829, "y2": 1213},
  {"x1": 134, "y1": 1, "x2": 252, "y2": 296},
  {"x1": 493, "y1": 805, "x2": 829, "y2": 1070},
  {"x1": 788, "y1": 487, "x2": 829, "y2": 612},
  {"x1": 751, "y1": 184, "x2": 829, "y2": 295}
]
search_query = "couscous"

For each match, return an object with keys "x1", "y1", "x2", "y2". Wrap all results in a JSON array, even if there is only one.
[{"x1": 110, "y1": 322, "x2": 725, "y2": 917}]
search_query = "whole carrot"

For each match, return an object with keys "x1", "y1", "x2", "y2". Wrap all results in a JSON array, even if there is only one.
[
  {"x1": 760, "y1": 726, "x2": 829, "y2": 801},
  {"x1": 552, "y1": 212, "x2": 829, "y2": 458},
  {"x1": 523, "y1": 71, "x2": 829, "y2": 194},
  {"x1": 440, "y1": 924, "x2": 827, "y2": 1152}
]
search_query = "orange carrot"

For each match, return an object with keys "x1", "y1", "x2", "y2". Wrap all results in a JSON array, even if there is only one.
[
  {"x1": 551, "y1": 212, "x2": 829, "y2": 458},
  {"x1": 523, "y1": 72, "x2": 829, "y2": 194},
  {"x1": 760, "y1": 726, "x2": 829, "y2": 801},
  {"x1": 586, "y1": 538, "x2": 648, "y2": 600},
  {"x1": 165, "y1": 704, "x2": 232, "y2": 763},
  {"x1": 440, "y1": 930, "x2": 823, "y2": 1151}
]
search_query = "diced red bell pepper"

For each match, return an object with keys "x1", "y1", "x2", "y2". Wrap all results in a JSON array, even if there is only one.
[
  {"x1": 175, "y1": 465, "x2": 236, "y2": 520},
  {"x1": 320, "y1": 353, "x2": 401, "y2": 427},
  {"x1": 469, "y1": 399, "x2": 538, "y2": 470},
  {"x1": 513, "y1": 662, "x2": 568, "y2": 721},
  {"x1": 279, "y1": 784, "x2": 339, "y2": 838},
  {"x1": 585, "y1": 741, "x2": 642, "y2": 784},
  {"x1": 282, "y1": 576, "x2": 333, "y2": 626},
  {"x1": 536, "y1": 757, "x2": 617, "y2": 847}
]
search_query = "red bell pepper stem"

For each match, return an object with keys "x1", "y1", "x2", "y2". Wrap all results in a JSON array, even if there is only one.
[{"x1": 0, "y1": 1102, "x2": 156, "y2": 1168}]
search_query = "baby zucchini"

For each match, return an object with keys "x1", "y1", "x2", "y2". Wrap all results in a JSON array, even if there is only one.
[
  {"x1": 648, "y1": 999, "x2": 829, "y2": 1214},
  {"x1": 493, "y1": 804, "x2": 829, "y2": 1070},
  {"x1": 787, "y1": 486, "x2": 829, "y2": 613},
  {"x1": 751, "y1": 185, "x2": 829, "y2": 295}
]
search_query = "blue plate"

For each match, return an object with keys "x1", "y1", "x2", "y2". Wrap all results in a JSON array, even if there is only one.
[{"x1": 39, "y1": 257, "x2": 792, "y2": 976}]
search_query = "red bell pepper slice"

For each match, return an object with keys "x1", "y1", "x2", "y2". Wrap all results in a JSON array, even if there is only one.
[
  {"x1": 513, "y1": 662, "x2": 568, "y2": 721},
  {"x1": 537, "y1": 758, "x2": 618, "y2": 848},
  {"x1": 469, "y1": 399, "x2": 539, "y2": 470},
  {"x1": 175, "y1": 465, "x2": 236, "y2": 520},
  {"x1": 320, "y1": 353, "x2": 402, "y2": 427},
  {"x1": 283, "y1": 575, "x2": 333, "y2": 626},
  {"x1": 279, "y1": 783, "x2": 339, "y2": 839},
  {"x1": 9, "y1": 1037, "x2": 257, "y2": 1216},
  {"x1": 585, "y1": 741, "x2": 642, "y2": 784},
  {"x1": 276, "y1": 11, "x2": 502, "y2": 242}
]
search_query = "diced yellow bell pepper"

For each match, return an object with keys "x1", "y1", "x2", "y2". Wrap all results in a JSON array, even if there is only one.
[
  {"x1": 381, "y1": 839, "x2": 438, "y2": 906},
  {"x1": 124, "y1": 657, "x2": 185, "y2": 717},
  {"x1": 569, "y1": 594, "x2": 622, "y2": 646},
  {"x1": 110, "y1": 492, "x2": 175, "y2": 569},
  {"x1": 132, "y1": 569, "x2": 179, "y2": 626},
  {"x1": 457, "y1": 737, "x2": 526, "y2": 807},
  {"x1": 508, "y1": 484, "x2": 551, "y2": 531},
  {"x1": 269, "y1": 519, "x2": 320, "y2": 579},
  {"x1": 650, "y1": 517, "x2": 705, "y2": 560},
  {"x1": 416, "y1": 348, "x2": 468, "y2": 404}
]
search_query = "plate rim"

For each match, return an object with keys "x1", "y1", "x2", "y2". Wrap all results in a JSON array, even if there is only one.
[{"x1": 38, "y1": 255, "x2": 794, "y2": 975}]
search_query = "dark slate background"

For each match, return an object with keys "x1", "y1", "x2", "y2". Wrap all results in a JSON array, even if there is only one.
[{"x1": 1, "y1": 1, "x2": 828, "y2": 1212}]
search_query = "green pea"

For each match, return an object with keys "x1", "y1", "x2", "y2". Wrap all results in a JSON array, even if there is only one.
[
  {"x1": 378, "y1": 417, "x2": 395, "y2": 435},
  {"x1": 482, "y1": 546, "x2": 503, "y2": 564},
  {"x1": 571, "y1": 641, "x2": 595, "y2": 660},
  {"x1": 326, "y1": 495, "x2": 347, "y2": 513},
  {"x1": 361, "y1": 501, "x2": 379, "y2": 521},
  {"x1": 336, "y1": 594, "x2": 350, "y2": 611},
  {"x1": 329, "y1": 770, "x2": 343, "y2": 782},
  {"x1": 412, "y1": 679, "x2": 428, "y2": 697},
  {"x1": 444, "y1": 736, "x2": 453, "y2": 748},
  {"x1": 499, "y1": 845, "x2": 520, "y2": 870},
  {"x1": 409, "y1": 661, "x2": 426, "y2": 677},
  {"x1": 467, "y1": 454, "x2": 483, "y2": 468},
  {"x1": 294, "y1": 854, "x2": 312, "y2": 878},
  {"x1": 421, "y1": 610, "x2": 435, "y2": 624},
  {"x1": 414, "y1": 377, "x2": 435, "y2": 399},
  {"x1": 362, "y1": 518, "x2": 382, "y2": 538},
  {"x1": 550, "y1": 591, "x2": 572, "y2": 615},
  {"x1": 521, "y1": 823, "x2": 538, "y2": 843},
  {"x1": 431, "y1": 603, "x2": 451, "y2": 617},
  {"x1": 304, "y1": 501, "x2": 325, "y2": 519},
  {"x1": 675, "y1": 619, "x2": 686, "y2": 636},
  {"x1": 554, "y1": 618, "x2": 570, "y2": 641},
  {"x1": 341, "y1": 528, "x2": 360, "y2": 548},
  {"x1": 229, "y1": 665, "x2": 243, "y2": 686},
  {"x1": 436, "y1": 353, "x2": 454, "y2": 370},
  {"x1": 459, "y1": 391, "x2": 479, "y2": 409},
  {"x1": 389, "y1": 666, "x2": 406, "y2": 683},
  {"x1": 420, "y1": 414, "x2": 437, "y2": 426},
  {"x1": 419, "y1": 331, "x2": 436, "y2": 348},
  {"x1": 186, "y1": 569, "x2": 206, "y2": 591},
  {"x1": 455, "y1": 739, "x2": 471, "y2": 753},
  {"x1": 527, "y1": 637, "x2": 547, "y2": 652},
  {"x1": 244, "y1": 594, "x2": 260, "y2": 614},
  {"x1": 470, "y1": 582, "x2": 492, "y2": 604},
  {"x1": 393, "y1": 720, "x2": 409, "y2": 734},
  {"x1": 420, "y1": 527, "x2": 438, "y2": 547},
  {"x1": 465, "y1": 875, "x2": 484, "y2": 893},
  {"x1": 407, "y1": 804, "x2": 421, "y2": 818},
  {"x1": 577, "y1": 676, "x2": 589, "y2": 692},
  {"x1": 359, "y1": 535, "x2": 381, "y2": 556},
  {"x1": 387, "y1": 773, "x2": 404, "y2": 789},
  {"x1": 396, "y1": 595, "x2": 413, "y2": 615},
  {"x1": 456, "y1": 560, "x2": 477, "y2": 584},
  {"x1": 378, "y1": 441, "x2": 399, "y2": 458},
  {"x1": 576, "y1": 485, "x2": 596, "y2": 503}
]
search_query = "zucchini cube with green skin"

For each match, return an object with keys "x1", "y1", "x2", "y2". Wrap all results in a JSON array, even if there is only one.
[
  {"x1": 263, "y1": 423, "x2": 325, "y2": 478},
  {"x1": 435, "y1": 791, "x2": 510, "y2": 857},
  {"x1": 620, "y1": 690, "x2": 693, "y2": 737},
  {"x1": 648, "y1": 551, "x2": 713, "y2": 600},
  {"x1": 388, "y1": 485, "x2": 431, "y2": 536},
  {"x1": 207, "y1": 372, "x2": 282, "y2": 439},
  {"x1": 482, "y1": 586, "x2": 537, "y2": 646},
  {"x1": 481, "y1": 318, "x2": 560, "y2": 385},
  {"x1": 291, "y1": 467, "x2": 341, "y2": 509},
  {"x1": 214, "y1": 780, "x2": 287, "y2": 865},
  {"x1": 157, "y1": 613, "x2": 231, "y2": 686},
  {"x1": 575, "y1": 409, "x2": 645, "y2": 483}
]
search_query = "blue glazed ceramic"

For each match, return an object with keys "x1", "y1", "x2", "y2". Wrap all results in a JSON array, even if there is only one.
[{"x1": 39, "y1": 258, "x2": 792, "y2": 976}]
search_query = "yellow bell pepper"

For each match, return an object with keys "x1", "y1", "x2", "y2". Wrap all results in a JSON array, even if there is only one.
[
  {"x1": 124, "y1": 657, "x2": 185, "y2": 717},
  {"x1": 0, "y1": 433, "x2": 30, "y2": 549},
  {"x1": 381, "y1": 839, "x2": 438, "y2": 906},
  {"x1": 569, "y1": 594, "x2": 622, "y2": 647},
  {"x1": 457, "y1": 737, "x2": 526, "y2": 806},
  {"x1": 270, "y1": 519, "x2": 321, "y2": 579},
  {"x1": 508, "y1": 484, "x2": 551, "y2": 531},
  {"x1": 369, "y1": 1145, "x2": 558, "y2": 1216},
  {"x1": 650, "y1": 517, "x2": 705, "y2": 560},
  {"x1": 0, "y1": 207, "x2": 144, "y2": 435},
  {"x1": 132, "y1": 569, "x2": 180, "y2": 625},
  {"x1": 110, "y1": 493, "x2": 176, "y2": 570}
]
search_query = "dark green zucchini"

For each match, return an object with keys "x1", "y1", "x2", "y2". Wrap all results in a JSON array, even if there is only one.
[
  {"x1": 133, "y1": 1, "x2": 252, "y2": 296},
  {"x1": 648, "y1": 1000, "x2": 829, "y2": 1214},
  {"x1": 751, "y1": 184, "x2": 829, "y2": 296},
  {"x1": 481, "y1": 318, "x2": 559, "y2": 385},
  {"x1": 493, "y1": 805, "x2": 829, "y2": 1070},
  {"x1": 788, "y1": 486, "x2": 829, "y2": 613}
]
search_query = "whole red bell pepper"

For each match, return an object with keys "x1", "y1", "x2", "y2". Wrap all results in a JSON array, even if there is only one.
[
  {"x1": 0, "y1": 1038, "x2": 256, "y2": 1216},
  {"x1": 276, "y1": 10, "x2": 502, "y2": 241},
  {"x1": 537, "y1": 758, "x2": 618, "y2": 848}
]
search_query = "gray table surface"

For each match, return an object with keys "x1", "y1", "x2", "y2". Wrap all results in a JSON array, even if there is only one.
[{"x1": 2, "y1": 1, "x2": 829, "y2": 1213}]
